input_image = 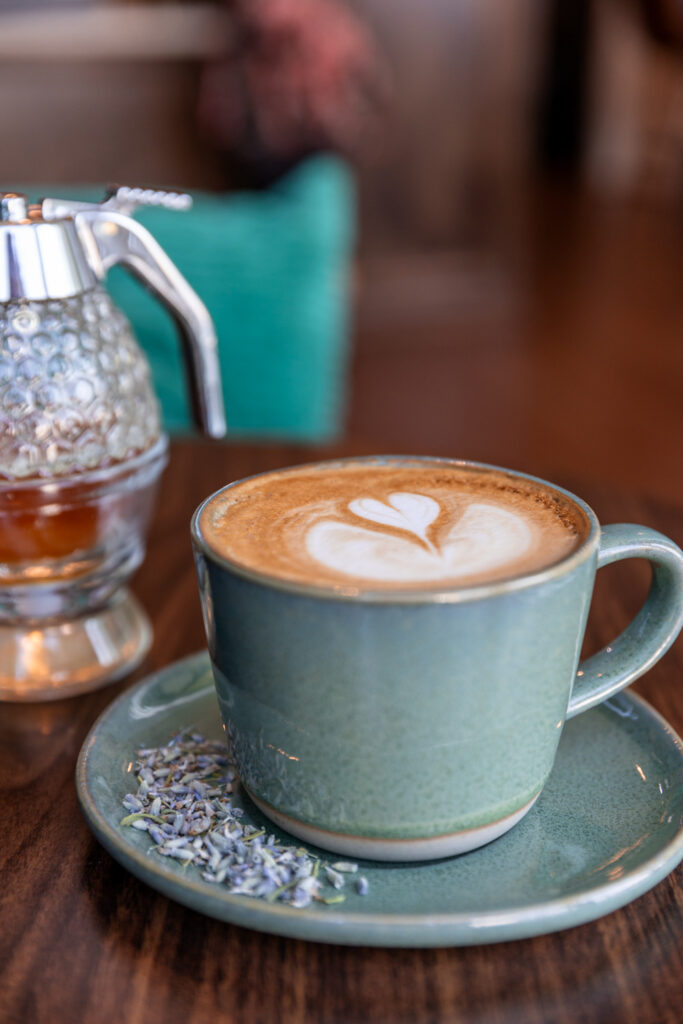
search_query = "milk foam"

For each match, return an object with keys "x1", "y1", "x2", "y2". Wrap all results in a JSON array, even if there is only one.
[
  {"x1": 306, "y1": 493, "x2": 532, "y2": 583},
  {"x1": 199, "y1": 460, "x2": 587, "y2": 591}
]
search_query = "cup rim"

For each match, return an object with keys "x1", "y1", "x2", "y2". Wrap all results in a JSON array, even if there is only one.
[{"x1": 190, "y1": 455, "x2": 601, "y2": 604}]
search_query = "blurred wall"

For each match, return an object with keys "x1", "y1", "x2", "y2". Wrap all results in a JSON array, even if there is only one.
[
  {"x1": 1, "y1": 0, "x2": 681, "y2": 248},
  {"x1": 346, "y1": 0, "x2": 547, "y2": 252},
  {"x1": 0, "y1": 59, "x2": 227, "y2": 188},
  {"x1": 0, "y1": 0, "x2": 546, "y2": 256},
  {"x1": 0, "y1": 5, "x2": 227, "y2": 189},
  {"x1": 585, "y1": 0, "x2": 683, "y2": 207}
]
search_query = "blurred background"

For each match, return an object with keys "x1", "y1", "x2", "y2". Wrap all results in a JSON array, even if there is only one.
[{"x1": 1, "y1": 0, "x2": 681, "y2": 501}]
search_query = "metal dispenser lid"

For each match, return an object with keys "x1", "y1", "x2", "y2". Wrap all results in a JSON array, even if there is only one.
[{"x1": 0, "y1": 192, "x2": 97, "y2": 302}]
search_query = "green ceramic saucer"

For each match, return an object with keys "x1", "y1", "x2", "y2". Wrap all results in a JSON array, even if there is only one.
[{"x1": 76, "y1": 652, "x2": 683, "y2": 947}]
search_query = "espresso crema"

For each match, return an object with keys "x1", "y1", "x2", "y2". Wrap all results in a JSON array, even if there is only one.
[{"x1": 198, "y1": 460, "x2": 589, "y2": 591}]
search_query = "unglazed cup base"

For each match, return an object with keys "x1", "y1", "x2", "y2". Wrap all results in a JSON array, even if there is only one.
[{"x1": 245, "y1": 787, "x2": 542, "y2": 862}]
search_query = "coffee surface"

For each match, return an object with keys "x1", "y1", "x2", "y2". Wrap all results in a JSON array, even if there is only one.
[{"x1": 199, "y1": 460, "x2": 589, "y2": 591}]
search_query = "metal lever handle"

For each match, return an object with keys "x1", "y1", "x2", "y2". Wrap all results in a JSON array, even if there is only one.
[
  {"x1": 41, "y1": 186, "x2": 192, "y2": 220},
  {"x1": 76, "y1": 208, "x2": 227, "y2": 439},
  {"x1": 41, "y1": 187, "x2": 227, "y2": 440},
  {"x1": 104, "y1": 186, "x2": 193, "y2": 214}
]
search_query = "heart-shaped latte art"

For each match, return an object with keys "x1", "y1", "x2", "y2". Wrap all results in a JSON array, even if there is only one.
[{"x1": 305, "y1": 492, "x2": 533, "y2": 583}]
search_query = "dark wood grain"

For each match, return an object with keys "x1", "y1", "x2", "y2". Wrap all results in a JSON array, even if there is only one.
[
  {"x1": 349, "y1": 193, "x2": 683, "y2": 508},
  {"x1": 0, "y1": 439, "x2": 681, "y2": 1024}
]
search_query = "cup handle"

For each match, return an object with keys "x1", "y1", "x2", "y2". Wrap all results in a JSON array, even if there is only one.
[{"x1": 566, "y1": 524, "x2": 683, "y2": 720}]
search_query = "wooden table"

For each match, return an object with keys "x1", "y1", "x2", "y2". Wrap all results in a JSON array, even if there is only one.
[{"x1": 1, "y1": 438, "x2": 681, "y2": 1024}]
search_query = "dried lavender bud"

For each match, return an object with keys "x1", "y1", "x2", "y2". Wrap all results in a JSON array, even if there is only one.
[{"x1": 120, "y1": 731, "x2": 361, "y2": 910}]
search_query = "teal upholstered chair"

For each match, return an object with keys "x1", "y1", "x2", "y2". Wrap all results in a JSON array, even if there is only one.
[{"x1": 28, "y1": 156, "x2": 355, "y2": 442}]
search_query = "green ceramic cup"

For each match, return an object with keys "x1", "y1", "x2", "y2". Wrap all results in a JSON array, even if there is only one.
[{"x1": 191, "y1": 458, "x2": 683, "y2": 861}]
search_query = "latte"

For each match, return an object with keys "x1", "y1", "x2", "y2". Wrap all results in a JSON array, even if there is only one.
[{"x1": 198, "y1": 459, "x2": 590, "y2": 591}]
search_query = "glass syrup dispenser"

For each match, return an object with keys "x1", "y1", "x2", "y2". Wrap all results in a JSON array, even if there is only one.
[{"x1": 0, "y1": 187, "x2": 226, "y2": 700}]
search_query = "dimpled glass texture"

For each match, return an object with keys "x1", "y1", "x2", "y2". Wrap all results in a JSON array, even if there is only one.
[{"x1": 0, "y1": 286, "x2": 160, "y2": 478}]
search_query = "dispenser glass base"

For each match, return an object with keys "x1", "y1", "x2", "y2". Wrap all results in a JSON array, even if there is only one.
[{"x1": 0, "y1": 590, "x2": 151, "y2": 701}]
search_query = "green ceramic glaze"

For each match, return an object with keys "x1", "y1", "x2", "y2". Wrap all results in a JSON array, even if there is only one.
[
  {"x1": 191, "y1": 458, "x2": 683, "y2": 859},
  {"x1": 75, "y1": 652, "x2": 683, "y2": 946}
]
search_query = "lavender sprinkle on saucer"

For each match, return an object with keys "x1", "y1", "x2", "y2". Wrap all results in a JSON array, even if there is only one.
[{"x1": 120, "y1": 731, "x2": 365, "y2": 909}]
